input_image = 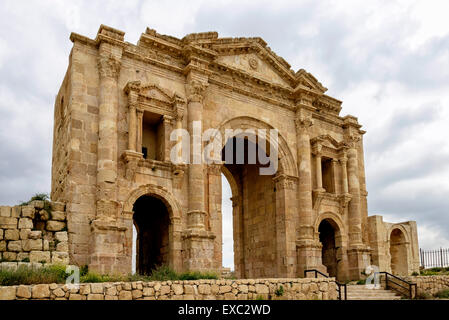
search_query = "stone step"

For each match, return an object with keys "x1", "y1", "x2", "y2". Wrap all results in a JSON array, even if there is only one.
[{"x1": 345, "y1": 285, "x2": 402, "y2": 300}]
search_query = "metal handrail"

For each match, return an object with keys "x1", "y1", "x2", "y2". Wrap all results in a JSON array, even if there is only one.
[
  {"x1": 304, "y1": 269, "x2": 347, "y2": 300},
  {"x1": 379, "y1": 271, "x2": 417, "y2": 299}
]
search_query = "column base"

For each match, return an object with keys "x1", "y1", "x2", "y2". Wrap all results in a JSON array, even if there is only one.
[
  {"x1": 347, "y1": 245, "x2": 372, "y2": 280},
  {"x1": 182, "y1": 229, "x2": 216, "y2": 272},
  {"x1": 89, "y1": 218, "x2": 129, "y2": 274},
  {"x1": 296, "y1": 239, "x2": 328, "y2": 277}
]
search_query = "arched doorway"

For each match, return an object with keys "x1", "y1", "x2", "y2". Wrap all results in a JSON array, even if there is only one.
[
  {"x1": 318, "y1": 219, "x2": 338, "y2": 278},
  {"x1": 221, "y1": 135, "x2": 277, "y2": 278},
  {"x1": 390, "y1": 228, "x2": 408, "y2": 276},
  {"x1": 133, "y1": 195, "x2": 170, "y2": 275}
]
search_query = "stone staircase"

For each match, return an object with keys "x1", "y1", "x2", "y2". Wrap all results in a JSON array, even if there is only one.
[{"x1": 346, "y1": 285, "x2": 402, "y2": 300}]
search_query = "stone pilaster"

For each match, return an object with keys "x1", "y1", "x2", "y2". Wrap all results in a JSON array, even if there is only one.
[
  {"x1": 90, "y1": 25, "x2": 127, "y2": 274},
  {"x1": 273, "y1": 173, "x2": 298, "y2": 277}
]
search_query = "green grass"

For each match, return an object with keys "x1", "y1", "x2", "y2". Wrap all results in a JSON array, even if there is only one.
[
  {"x1": 0, "y1": 264, "x2": 218, "y2": 286},
  {"x1": 435, "y1": 289, "x2": 449, "y2": 299},
  {"x1": 0, "y1": 264, "x2": 67, "y2": 286}
]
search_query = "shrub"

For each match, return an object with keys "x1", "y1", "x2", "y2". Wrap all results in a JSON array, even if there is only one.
[
  {"x1": 275, "y1": 285, "x2": 284, "y2": 297},
  {"x1": 411, "y1": 272, "x2": 419, "y2": 276}
]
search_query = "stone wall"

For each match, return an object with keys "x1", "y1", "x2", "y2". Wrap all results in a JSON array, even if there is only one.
[
  {"x1": 0, "y1": 201, "x2": 68, "y2": 265},
  {"x1": 406, "y1": 275, "x2": 449, "y2": 297},
  {"x1": 0, "y1": 278, "x2": 337, "y2": 300}
]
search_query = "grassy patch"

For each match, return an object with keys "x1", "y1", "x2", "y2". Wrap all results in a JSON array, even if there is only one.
[
  {"x1": 420, "y1": 267, "x2": 449, "y2": 276},
  {"x1": 0, "y1": 264, "x2": 67, "y2": 286},
  {"x1": 0, "y1": 264, "x2": 218, "y2": 286}
]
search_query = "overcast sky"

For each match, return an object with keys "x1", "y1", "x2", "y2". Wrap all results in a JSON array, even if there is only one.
[{"x1": 1, "y1": 0, "x2": 448, "y2": 269}]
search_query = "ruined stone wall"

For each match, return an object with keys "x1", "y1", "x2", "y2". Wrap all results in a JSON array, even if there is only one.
[
  {"x1": 406, "y1": 275, "x2": 449, "y2": 297},
  {"x1": 0, "y1": 201, "x2": 68, "y2": 265},
  {"x1": 0, "y1": 277, "x2": 337, "y2": 300}
]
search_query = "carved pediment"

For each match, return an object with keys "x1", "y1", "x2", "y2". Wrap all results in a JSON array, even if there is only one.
[
  {"x1": 215, "y1": 53, "x2": 292, "y2": 87},
  {"x1": 124, "y1": 81, "x2": 186, "y2": 118}
]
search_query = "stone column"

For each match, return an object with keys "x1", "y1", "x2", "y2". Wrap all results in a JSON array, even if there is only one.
[
  {"x1": 181, "y1": 77, "x2": 216, "y2": 272},
  {"x1": 314, "y1": 147, "x2": 324, "y2": 190},
  {"x1": 294, "y1": 105, "x2": 322, "y2": 276},
  {"x1": 162, "y1": 115, "x2": 174, "y2": 162},
  {"x1": 331, "y1": 159, "x2": 338, "y2": 194},
  {"x1": 340, "y1": 155, "x2": 349, "y2": 194},
  {"x1": 347, "y1": 141, "x2": 362, "y2": 246},
  {"x1": 186, "y1": 79, "x2": 208, "y2": 224},
  {"x1": 136, "y1": 109, "x2": 143, "y2": 154}
]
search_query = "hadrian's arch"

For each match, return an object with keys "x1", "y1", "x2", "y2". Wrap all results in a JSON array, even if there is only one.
[{"x1": 51, "y1": 25, "x2": 420, "y2": 278}]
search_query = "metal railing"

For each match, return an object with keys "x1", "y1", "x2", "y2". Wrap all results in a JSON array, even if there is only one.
[
  {"x1": 304, "y1": 269, "x2": 347, "y2": 300},
  {"x1": 379, "y1": 271, "x2": 417, "y2": 299},
  {"x1": 420, "y1": 248, "x2": 449, "y2": 269}
]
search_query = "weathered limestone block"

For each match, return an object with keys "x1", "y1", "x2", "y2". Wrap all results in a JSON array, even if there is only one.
[
  {"x1": 0, "y1": 206, "x2": 11, "y2": 217},
  {"x1": 0, "y1": 286, "x2": 16, "y2": 300},
  {"x1": 56, "y1": 241, "x2": 68, "y2": 252},
  {"x1": 0, "y1": 229, "x2": 3, "y2": 240},
  {"x1": 22, "y1": 239, "x2": 43, "y2": 251},
  {"x1": 51, "y1": 252, "x2": 69, "y2": 264},
  {"x1": 30, "y1": 251, "x2": 51, "y2": 263},
  {"x1": 132, "y1": 289, "x2": 143, "y2": 299},
  {"x1": 21, "y1": 206, "x2": 35, "y2": 219},
  {"x1": 8, "y1": 240, "x2": 22, "y2": 252},
  {"x1": 255, "y1": 284, "x2": 269, "y2": 294},
  {"x1": 55, "y1": 231, "x2": 68, "y2": 242},
  {"x1": 38, "y1": 210, "x2": 50, "y2": 221},
  {"x1": 51, "y1": 202, "x2": 65, "y2": 212},
  {"x1": 160, "y1": 285, "x2": 170, "y2": 295},
  {"x1": 219, "y1": 285, "x2": 232, "y2": 293},
  {"x1": 91, "y1": 283, "x2": 104, "y2": 294},
  {"x1": 17, "y1": 285, "x2": 31, "y2": 299},
  {"x1": 18, "y1": 218, "x2": 33, "y2": 229},
  {"x1": 69, "y1": 294, "x2": 86, "y2": 300},
  {"x1": 17, "y1": 252, "x2": 30, "y2": 261},
  {"x1": 143, "y1": 287, "x2": 154, "y2": 296},
  {"x1": 172, "y1": 284, "x2": 184, "y2": 295},
  {"x1": 46, "y1": 221, "x2": 65, "y2": 232},
  {"x1": 88, "y1": 294, "x2": 105, "y2": 300},
  {"x1": 28, "y1": 231, "x2": 42, "y2": 240},
  {"x1": 51, "y1": 211, "x2": 66, "y2": 221},
  {"x1": 53, "y1": 288, "x2": 66, "y2": 297},
  {"x1": 11, "y1": 206, "x2": 21, "y2": 218},
  {"x1": 198, "y1": 284, "x2": 211, "y2": 295},
  {"x1": 30, "y1": 200, "x2": 44, "y2": 209},
  {"x1": 19, "y1": 229, "x2": 30, "y2": 240},
  {"x1": 2, "y1": 252, "x2": 17, "y2": 261},
  {"x1": 5, "y1": 229, "x2": 19, "y2": 241},
  {"x1": 32, "y1": 284, "x2": 50, "y2": 299},
  {"x1": 119, "y1": 291, "x2": 132, "y2": 300},
  {"x1": 106, "y1": 286, "x2": 117, "y2": 296},
  {"x1": 0, "y1": 217, "x2": 17, "y2": 229}
]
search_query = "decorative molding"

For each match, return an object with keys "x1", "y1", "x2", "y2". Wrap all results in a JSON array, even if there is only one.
[{"x1": 273, "y1": 173, "x2": 299, "y2": 191}]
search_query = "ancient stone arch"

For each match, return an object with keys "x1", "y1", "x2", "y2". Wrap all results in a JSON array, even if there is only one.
[{"x1": 50, "y1": 25, "x2": 420, "y2": 278}]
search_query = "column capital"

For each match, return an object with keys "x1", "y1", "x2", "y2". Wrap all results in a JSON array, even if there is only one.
[
  {"x1": 294, "y1": 107, "x2": 314, "y2": 131},
  {"x1": 273, "y1": 173, "x2": 298, "y2": 190},
  {"x1": 312, "y1": 144, "x2": 323, "y2": 156},
  {"x1": 97, "y1": 55, "x2": 121, "y2": 80},
  {"x1": 186, "y1": 79, "x2": 208, "y2": 103}
]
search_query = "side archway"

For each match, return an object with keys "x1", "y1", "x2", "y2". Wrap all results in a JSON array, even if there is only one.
[
  {"x1": 314, "y1": 212, "x2": 348, "y2": 280},
  {"x1": 123, "y1": 185, "x2": 182, "y2": 273},
  {"x1": 388, "y1": 226, "x2": 410, "y2": 276}
]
